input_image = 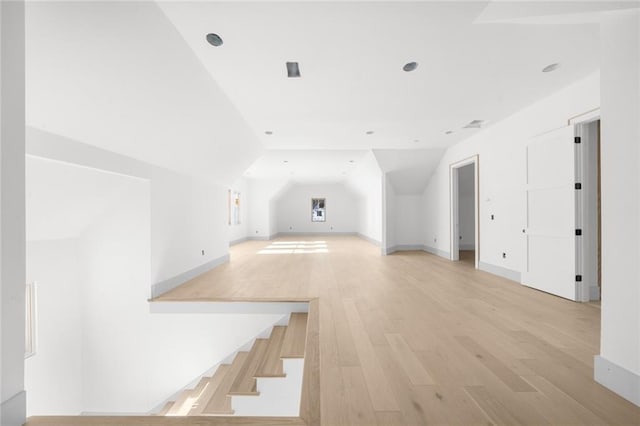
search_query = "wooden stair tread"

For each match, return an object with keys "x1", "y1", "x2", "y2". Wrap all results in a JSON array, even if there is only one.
[
  {"x1": 188, "y1": 364, "x2": 231, "y2": 416},
  {"x1": 256, "y1": 326, "x2": 286, "y2": 377},
  {"x1": 281, "y1": 313, "x2": 308, "y2": 358},
  {"x1": 166, "y1": 389, "x2": 192, "y2": 416},
  {"x1": 229, "y1": 338, "x2": 270, "y2": 395},
  {"x1": 202, "y1": 352, "x2": 249, "y2": 414},
  {"x1": 156, "y1": 401, "x2": 173, "y2": 416}
]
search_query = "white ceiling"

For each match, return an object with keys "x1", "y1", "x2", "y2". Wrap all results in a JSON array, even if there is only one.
[
  {"x1": 159, "y1": 1, "x2": 600, "y2": 153},
  {"x1": 26, "y1": 1, "x2": 610, "y2": 186},
  {"x1": 26, "y1": 1, "x2": 263, "y2": 186},
  {"x1": 244, "y1": 150, "x2": 368, "y2": 183},
  {"x1": 26, "y1": 156, "x2": 144, "y2": 241}
]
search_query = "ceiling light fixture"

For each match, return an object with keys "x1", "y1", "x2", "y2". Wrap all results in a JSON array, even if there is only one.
[
  {"x1": 265, "y1": 131, "x2": 273, "y2": 135},
  {"x1": 403, "y1": 62, "x2": 418, "y2": 72},
  {"x1": 206, "y1": 33, "x2": 223, "y2": 47},
  {"x1": 542, "y1": 63, "x2": 560, "y2": 73},
  {"x1": 445, "y1": 130, "x2": 453, "y2": 135},
  {"x1": 283, "y1": 160, "x2": 289, "y2": 163},
  {"x1": 463, "y1": 120, "x2": 485, "y2": 129},
  {"x1": 413, "y1": 139, "x2": 420, "y2": 143},
  {"x1": 349, "y1": 160, "x2": 355, "y2": 163},
  {"x1": 366, "y1": 130, "x2": 374, "y2": 135},
  {"x1": 286, "y1": 62, "x2": 301, "y2": 78}
]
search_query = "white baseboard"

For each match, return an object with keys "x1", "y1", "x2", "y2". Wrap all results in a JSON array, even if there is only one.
[
  {"x1": 356, "y1": 233, "x2": 381, "y2": 247},
  {"x1": 478, "y1": 261, "x2": 521, "y2": 283},
  {"x1": 385, "y1": 244, "x2": 424, "y2": 255},
  {"x1": 595, "y1": 355, "x2": 640, "y2": 406},
  {"x1": 276, "y1": 231, "x2": 357, "y2": 236},
  {"x1": 229, "y1": 237, "x2": 249, "y2": 246},
  {"x1": 1, "y1": 390, "x2": 25, "y2": 426},
  {"x1": 151, "y1": 254, "x2": 230, "y2": 298},
  {"x1": 422, "y1": 245, "x2": 450, "y2": 259}
]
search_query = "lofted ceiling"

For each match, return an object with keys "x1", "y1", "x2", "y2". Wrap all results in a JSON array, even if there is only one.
[
  {"x1": 159, "y1": 1, "x2": 600, "y2": 153},
  {"x1": 26, "y1": 1, "x2": 613, "y2": 187}
]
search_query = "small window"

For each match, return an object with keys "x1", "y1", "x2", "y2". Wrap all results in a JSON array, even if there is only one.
[
  {"x1": 311, "y1": 198, "x2": 326, "y2": 222},
  {"x1": 25, "y1": 281, "x2": 37, "y2": 358}
]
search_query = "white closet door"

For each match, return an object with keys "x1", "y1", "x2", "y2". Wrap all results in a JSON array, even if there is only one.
[{"x1": 522, "y1": 126, "x2": 577, "y2": 301}]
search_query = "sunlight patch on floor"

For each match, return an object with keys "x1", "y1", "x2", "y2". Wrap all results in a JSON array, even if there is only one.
[{"x1": 258, "y1": 241, "x2": 329, "y2": 255}]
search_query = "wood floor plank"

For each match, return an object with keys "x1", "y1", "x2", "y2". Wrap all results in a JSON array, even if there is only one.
[
  {"x1": 384, "y1": 333, "x2": 436, "y2": 385},
  {"x1": 342, "y1": 299, "x2": 400, "y2": 411},
  {"x1": 456, "y1": 335, "x2": 537, "y2": 392}
]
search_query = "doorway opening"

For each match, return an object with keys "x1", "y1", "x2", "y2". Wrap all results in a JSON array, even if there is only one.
[
  {"x1": 450, "y1": 156, "x2": 479, "y2": 268},
  {"x1": 575, "y1": 118, "x2": 601, "y2": 302}
]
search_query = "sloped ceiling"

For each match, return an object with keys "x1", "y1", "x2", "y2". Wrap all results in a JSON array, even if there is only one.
[
  {"x1": 26, "y1": 1, "x2": 262, "y2": 186},
  {"x1": 374, "y1": 149, "x2": 444, "y2": 195}
]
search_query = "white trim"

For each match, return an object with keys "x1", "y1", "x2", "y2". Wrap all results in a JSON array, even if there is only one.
[
  {"x1": 478, "y1": 261, "x2": 521, "y2": 283},
  {"x1": 422, "y1": 245, "x2": 450, "y2": 259},
  {"x1": 356, "y1": 233, "x2": 381, "y2": 247},
  {"x1": 594, "y1": 355, "x2": 640, "y2": 407},
  {"x1": 276, "y1": 231, "x2": 357, "y2": 236},
  {"x1": 229, "y1": 237, "x2": 249, "y2": 246},
  {"x1": 449, "y1": 155, "x2": 480, "y2": 269},
  {"x1": 568, "y1": 108, "x2": 600, "y2": 126},
  {"x1": 151, "y1": 254, "x2": 230, "y2": 298}
]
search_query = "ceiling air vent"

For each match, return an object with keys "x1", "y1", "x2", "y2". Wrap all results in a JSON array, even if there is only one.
[
  {"x1": 463, "y1": 120, "x2": 485, "y2": 129},
  {"x1": 286, "y1": 62, "x2": 301, "y2": 78}
]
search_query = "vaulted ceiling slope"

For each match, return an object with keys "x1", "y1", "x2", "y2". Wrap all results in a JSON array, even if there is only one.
[
  {"x1": 374, "y1": 149, "x2": 444, "y2": 194},
  {"x1": 26, "y1": 1, "x2": 263, "y2": 186},
  {"x1": 158, "y1": 1, "x2": 599, "y2": 153}
]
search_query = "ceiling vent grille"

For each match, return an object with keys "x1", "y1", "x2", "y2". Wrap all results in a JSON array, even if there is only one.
[
  {"x1": 463, "y1": 120, "x2": 485, "y2": 129},
  {"x1": 286, "y1": 62, "x2": 301, "y2": 78}
]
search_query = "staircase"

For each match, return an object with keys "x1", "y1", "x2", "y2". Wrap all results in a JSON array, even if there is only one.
[{"x1": 156, "y1": 312, "x2": 308, "y2": 417}]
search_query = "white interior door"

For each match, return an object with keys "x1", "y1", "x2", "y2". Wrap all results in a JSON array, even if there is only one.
[{"x1": 522, "y1": 126, "x2": 577, "y2": 301}]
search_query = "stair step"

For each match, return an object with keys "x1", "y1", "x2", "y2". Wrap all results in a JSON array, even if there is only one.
[
  {"x1": 281, "y1": 313, "x2": 308, "y2": 358},
  {"x1": 256, "y1": 326, "x2": 286, "y2": 377},
  {"x1": 188, "y1": 364, "x2": 231, "y2": 416},
  {"x1": 156, "y1": 401, "x2": 173, "y2": 416},
  {"x1": 166, "y1": 389, "x2": 192, "y2": 416},
  {"x1": 229, "y1": 339, "x2": 269, "y2": 395},
  {"x1": 202, "y1": 352, "x2": 250, "y2": 414}
]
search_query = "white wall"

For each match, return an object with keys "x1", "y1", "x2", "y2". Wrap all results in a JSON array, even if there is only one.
[
  {"x1": 458, "y1": 164, "x2": 475, "y2": 250},
  {"x1": 422, "y1": 72, "x2": 600, "y2": 274},
  {"x1": 24, "y1": 163, "x2": 286, "y2": 415},
  {"x1": 346, "y1": 151, "x2": 383, "y2": 244},
  {"x1": 394, "y1": 195, "x2": 424, "y2": 247},
  {"x1": 275, "y1": 183, "x2": 357, "y2": 234},
  {"x1": 596, "y1": 10, "x2": 640, "y2": 405},
  {"x1": 229, "y1": 178, "x2": 249, "y2": 244},
  {"x1": 25, "y1": 239, "x2": 83, "y2": 415},
  {"x1": 383, "y1": 176, "x2": 396, "y2": 252},
  {"x1": 26, "y1": 128, "x2": 230, "y2": 296},
  {"x1": 246, "y1": 178, "x2": 290, "y2": 239},
  {"x1": 1, "y1": 2, "x2": 27, "y2": 424}
]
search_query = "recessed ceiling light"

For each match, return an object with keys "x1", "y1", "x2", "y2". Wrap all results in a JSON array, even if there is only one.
[
  {"x1": 366, "y1": 130, "x2": 374, "y2": 135},
  {"x1": 463, "y1": 120, "x2": 485, "y2": 129},
  {"x1": 349, "y1": 160, "x2": 355, "y2": 163},
  {"x1": 403, "y1": 62, "x2": 418, "y2": 72},
  {"x1": 286, "y1": 62, "x2": 301, "y2": 78},
  {"x1": 413, "y1": 139, "x2": 420, "y2": 143},
  {"x1": 283, "y1": 160, "x2": 289, "y2": 163},
  {"x1": 542, "y1": 63, "x2": 560, "y2": 73},
  {"x1": 206, "y1": 33, "x2": 223, "y2": 47},
  {"x1": 445, "y1": 130, "x2": 453, "y2": 135},
  {"x1": 265, "y1": 131, "x2": 273, "y2": 135}
]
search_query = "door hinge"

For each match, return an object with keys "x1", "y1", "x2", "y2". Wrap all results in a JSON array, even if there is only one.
[
  {"x1": 576, "y1": 275, "x2": 583, "y2": 282},
  {"x1": 575, "y1": 229, "x2": 582, "y2": 236},
  {"x1": 575, "y1": 183, "x2": 582, "y2": 190},
  {"x1": 574, "y1": 136, "x2": 581, "y2": 144}
]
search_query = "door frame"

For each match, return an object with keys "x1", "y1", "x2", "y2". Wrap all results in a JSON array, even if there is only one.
[
  {"x1": 449, "y1": 155, "x2": 479, "y2": 268},
  {"x1": 571, "y1": 110, "x2": 601, "y2": 302}
]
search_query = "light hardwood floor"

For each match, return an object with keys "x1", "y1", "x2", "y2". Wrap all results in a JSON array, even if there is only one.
[
  {"x1": 29, "y1": 236, "x2": 640, "y2": 425},
  {"x1": 155, "y1": 236, "x2": 640, "y2": 425}
]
